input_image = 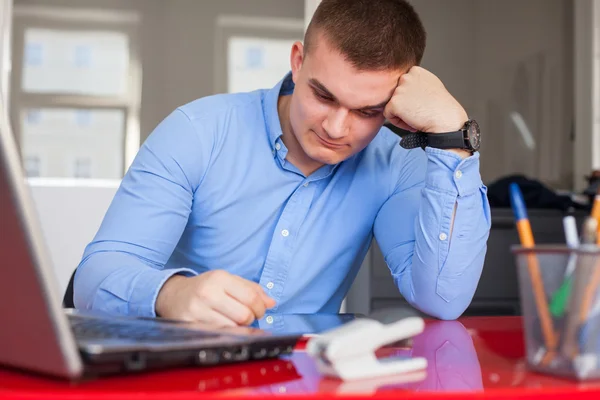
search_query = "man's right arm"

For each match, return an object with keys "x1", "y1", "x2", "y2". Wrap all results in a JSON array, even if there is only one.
[{"x1": 74, "y1": 109, "x2": 210, "y2": 317}]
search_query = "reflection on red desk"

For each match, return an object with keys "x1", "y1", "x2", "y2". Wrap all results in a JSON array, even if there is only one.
[{"x1": 1, "y1": 316, "x2": 600, "y2": 399}]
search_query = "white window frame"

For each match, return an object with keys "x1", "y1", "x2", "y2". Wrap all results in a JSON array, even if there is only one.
[
  {"x1": 10, "y1": 5, "x2": 142, "y2": 177},
  {"x1": 214, "y1": 15, "x2": 304, "y2": 95},
  {"x1": 0, "y1": 0, "x2": 13, "y2": 109}
]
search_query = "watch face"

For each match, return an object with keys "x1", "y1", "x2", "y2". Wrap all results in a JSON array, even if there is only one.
[{"x1": 467, "y1": 120, "x2": 481, "y2": 151}]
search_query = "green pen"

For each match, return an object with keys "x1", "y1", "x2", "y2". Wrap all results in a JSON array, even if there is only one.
[{"x1": 549, "y1": 216, "x2": 579, "y2": 318}]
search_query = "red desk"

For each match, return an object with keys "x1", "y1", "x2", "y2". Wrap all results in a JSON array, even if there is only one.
[{"x1": 1, "y1": 316, "x2": 600, "y2": 399}]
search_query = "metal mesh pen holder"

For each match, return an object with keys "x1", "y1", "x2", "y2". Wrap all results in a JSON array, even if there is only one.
[{"x1": 512, "y1": 244, "x2": 600, "y2": 380}]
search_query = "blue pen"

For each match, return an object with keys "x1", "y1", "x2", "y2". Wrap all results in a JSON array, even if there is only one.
[{"x1": 509, "y1": 183, "x2": 557, "y2": 354}]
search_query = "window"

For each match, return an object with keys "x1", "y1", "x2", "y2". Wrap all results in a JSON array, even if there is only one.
[
  {"x1": 10, "y1": 5, "x2": 141, "y2": 180},
  {"x1": 227, "y1": 36, "x2": 298, "y2": 93},
  {"x1": 20, "y1": 108, "x2": 124, "y2": 179},
  {"x1": 73, "y1": 157, "x2": 92, "y2": 178},
  {"x1": 23, "y1": 155, "x2": 41, "y2": 177},
  {"x1": 22, "y1": 28, "x2": 130, "y2": 96},
  {"x1": 214, "y1": 15, "x2": 304, "y2": 94}
]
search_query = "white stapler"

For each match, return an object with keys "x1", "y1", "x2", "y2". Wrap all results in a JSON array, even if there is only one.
[{"x1": 306, "y1": 316, "x2": 427, "y2": 381}]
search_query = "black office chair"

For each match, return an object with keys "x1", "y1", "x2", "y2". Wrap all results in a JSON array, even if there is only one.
[{"x1": 63, "y1": 269, "x2": 76, "y2": 308}]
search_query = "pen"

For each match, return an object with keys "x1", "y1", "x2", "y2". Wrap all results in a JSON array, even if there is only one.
[
  {"x1": 574, "y1": 217, "x2": 600, "y2": 360},
  {"x1": 509, "y1": 183, "x2": 557, "y2": 353},
  {"x1": 591, "y1": 188, "x2": 600, "y2": 244},
  {"x1": 548, "y1": 216, "x2": 579, "y2": 318},
  {"x1": 562, "y1": 217, "x2": 599, "y2": 359},
  {"x1": 578, "y1": 218, "x2": 600, "y2": 324}
]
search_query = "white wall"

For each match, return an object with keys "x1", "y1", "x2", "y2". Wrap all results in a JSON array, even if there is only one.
[
  {"x1": 595, "y1": 1, "x2": 600, "y2": 171},
  {"x1": 574, "y1": 0, "x2": 600, "y2": 189},
  {"x1": 27, "y1": 179, "x2": 118, "y2": 298},
  {"x1": 412, "y1": 0, "x2": 574, "y2": 189},
  {"x1": 304, "y1": 0, "x2": 320, "y2": 31},
  {"x1": 411, "y1": 0, "x2": 475, "y2": 118}
]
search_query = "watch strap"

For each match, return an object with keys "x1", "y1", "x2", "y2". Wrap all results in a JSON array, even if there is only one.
[
  {"x1": 399, "y1": 133, "x2": 428, "y2": 149},
  {"x1": 426, "y1": 131, "x2": 467, "y2": 149}
]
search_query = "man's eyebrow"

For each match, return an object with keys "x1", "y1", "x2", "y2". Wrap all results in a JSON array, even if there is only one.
[
  {"x1": 309, "y1": 79, "x2": 338, "y2": 101},
  {"x1": 308, "y1": 78, "x2": 389, "y2": 111},
  {"x1": 358, "y1": 100, "x2": 389, "y2": 111}
]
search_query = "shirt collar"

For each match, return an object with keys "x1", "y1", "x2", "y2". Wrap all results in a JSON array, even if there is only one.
[{"x1": 263, "y1": 71, "x2": 295, "y2": 150}]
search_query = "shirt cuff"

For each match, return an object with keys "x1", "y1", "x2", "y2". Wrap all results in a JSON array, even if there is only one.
[
  {"x1": 128, "y1": 267, "x2": 198, "y2": 317},
  {"x1": 424, "y1": 147, "x2": 482, "y2": 197}
]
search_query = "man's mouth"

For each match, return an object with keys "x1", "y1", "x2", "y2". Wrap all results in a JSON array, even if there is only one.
[{"x1": 313, "y1": 131, "x2": 345, "y2": 149}]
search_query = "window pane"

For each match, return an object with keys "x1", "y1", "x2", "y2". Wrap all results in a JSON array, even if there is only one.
[
  {"x1": 20, "y1": 108, "x2": 124, "y2": 179},
  {"x1": 228, "y1": 37, "x2": 296, "y2": 93},
  {"x1": 22, "y1": 28, "x2": 129, "y2": 96},
  {"x1": 24, "y1": 155, "x2": 41, "y2": 177}
]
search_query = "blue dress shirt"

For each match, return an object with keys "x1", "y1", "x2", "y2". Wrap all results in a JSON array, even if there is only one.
[{"x1": 74, "y1": 73, "x2": 491, "y2": 320}]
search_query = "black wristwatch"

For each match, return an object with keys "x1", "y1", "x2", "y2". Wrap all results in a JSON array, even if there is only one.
[{"x1": 399, "y1": 119, "x2": 481, "y2": 153}]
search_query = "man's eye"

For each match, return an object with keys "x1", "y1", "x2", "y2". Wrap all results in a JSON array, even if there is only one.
[
  {"x1": 357, "y1": 110, "x2": 381, "y2": 118},
  {"x1": 315, "y1": 92, "x2": 333, "y2": 102}
]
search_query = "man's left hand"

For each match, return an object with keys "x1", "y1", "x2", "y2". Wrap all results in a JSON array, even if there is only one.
[{"x1": 384, "y1": 66, "x2": 471, "y2": 158}]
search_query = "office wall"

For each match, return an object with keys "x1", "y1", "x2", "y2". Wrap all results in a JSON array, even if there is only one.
[
  {"x1": 476, "y1": 0, "x2": 573, "y2": 189},
  {"x1": 574, "y1": 0, "x2": 600, "y2": 191},
  {"x1": 595, "y1": 1, "x2": 600, "y2": 171},
  {"x1": 412, "y1": 0, "x2": 573, "y2": 189},
  {"x1": 28, "y1": 180, "x2": 119, "y2": 298},
  {"x1": 411, "y1": 0, "x2": 475, "y2": 122}
]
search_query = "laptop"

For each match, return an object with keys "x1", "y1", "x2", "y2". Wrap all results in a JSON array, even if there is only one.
[{"x1": 0, "y1": 102, "x2": 301, "y2": 380}]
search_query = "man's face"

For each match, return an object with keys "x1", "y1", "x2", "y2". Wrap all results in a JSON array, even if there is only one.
[{"x1": 288, "y1": 36, "x2": 402, "y2": 166}]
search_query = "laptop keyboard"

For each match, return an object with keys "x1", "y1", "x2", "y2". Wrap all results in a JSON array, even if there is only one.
[{"x1": 69, "y1": 315, "x2": 220, "y2": 342}]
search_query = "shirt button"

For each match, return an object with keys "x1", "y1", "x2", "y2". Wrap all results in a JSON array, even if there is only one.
[
  {"x1": 303, "y1": 182, "x2": 309, "y2": 187},
  {"x1": 439, "y1": 233, "x2": 448, "y2": 241},
  {"x1": 266, "y1": 282, "x2": 274, "y2": 289},
  {"x1": 266, "y1": 316, "x2": 274, "y2": 324},
  {"x1": 455, "y1": 170, "x2": 463, "y2": 179},
  {"x1": 281, "y1": 229, "x2": 289, "y2": 237},
  {"x1": 275, "y1": 143, "x2": 281, "y2": 151}
]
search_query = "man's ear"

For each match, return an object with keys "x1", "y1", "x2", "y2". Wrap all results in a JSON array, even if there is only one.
[{"x1": 290, "y1": 41, "x2": 304, "y2": 84}]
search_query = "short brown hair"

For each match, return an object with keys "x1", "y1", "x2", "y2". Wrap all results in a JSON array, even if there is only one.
[{"x1": 304, "y1": 0, "x2": 426, "y2": 71}]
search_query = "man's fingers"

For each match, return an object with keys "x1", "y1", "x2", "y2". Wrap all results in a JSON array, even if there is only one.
[
  {"x1": 226, "y1": 275, "x2": 277, "y2": 317},
  {"x1": 189, "y1": 300, "x2": 238, "y2": 327},
  {"x1": 202, "y1": 309, "x2": 239, "y2": 328},
  {"x1": 258, "y1": 288, "x2": 277, "y2": 308},
  {"x1": 392, "y1": 118, "x2": 418, "y2": 132},
  {"x1": 225, "y1": 283, "x2": 267, "y2": 320},
  {"x1": 249, "y1": 282, "x2": 276, "y2": 310},
  {"x1": 383, "y1": 111, "x2": 417, "y2": 132},
  {"x1": 209, "y1": 292, "x2": 257, "y2": 326}
]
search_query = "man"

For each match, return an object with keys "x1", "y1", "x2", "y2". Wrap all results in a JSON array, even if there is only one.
[{"x1": 74, "y1": 0, "x2": 490, "y2": 325}]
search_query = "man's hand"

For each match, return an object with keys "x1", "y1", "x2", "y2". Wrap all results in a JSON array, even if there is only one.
[
  {"x1": 155, "y1": 270, "x2": 276, "y2": 326},
  {"x1": 384, "y1": 66, "x2": 470, "y2": 157}
]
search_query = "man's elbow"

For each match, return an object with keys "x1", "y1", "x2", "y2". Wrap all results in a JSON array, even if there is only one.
[
  {"x1": 395, "y1": 268, "x2": 480, "y2": 320},
  {"x1": 72, "y1": 267, "x2": 87, "y2": 310},
  {"x1": 72, "y1": 261, "x2": 96, "y2": 311},
  {"x1": 426, "y1": 305, "x2": 466, "y2": 320},
  {"x1": 409, "y1": 292, "x2": 470, "y2": 321}
]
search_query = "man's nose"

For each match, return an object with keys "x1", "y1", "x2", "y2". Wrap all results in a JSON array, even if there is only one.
[{"x1": 322, "y1": 108, "x2": 350, "y2": 139}]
